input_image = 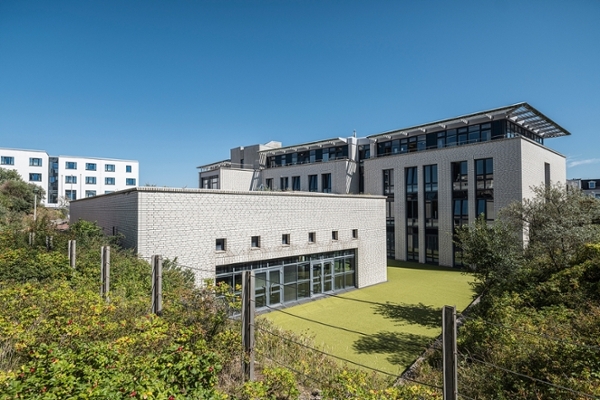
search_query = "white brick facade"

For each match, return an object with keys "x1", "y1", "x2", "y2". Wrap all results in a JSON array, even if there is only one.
[{"x1": 70, "y1": 188, "x2": 387, "y2": 288}]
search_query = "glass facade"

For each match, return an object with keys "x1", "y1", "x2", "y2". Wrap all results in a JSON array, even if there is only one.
[
  {"x1": 406, "y1": 167, "x2": 418, "y2": 261},
  {"x1": 452, "y1": 161, "x2": 468, "y2": 267},
  {"x1": 424, "y1": 164, "x2": 438, "y2": 264},
  {"x1": 216, "y1": 250, "x2": 356, "y2": 309}
]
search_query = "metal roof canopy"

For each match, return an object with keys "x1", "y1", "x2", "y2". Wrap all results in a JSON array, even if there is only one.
[{"x1": 368, "y1": 102, "x2": 571, "y2": 140}]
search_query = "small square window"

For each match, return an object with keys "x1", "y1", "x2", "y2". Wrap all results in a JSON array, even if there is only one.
[
  {"x1": 251, "y1": 236, "x2": 260, "y2": 248},
  {"x1": 332, "y1": 231, "x2": 338, "y2": 241},
  {"x1": 126, "y1": 165, "x2": 132, "y2": 173},
  {"x1": 352, "y1": 229, "x2": 358, "y2": 239},
  {"x1": 308, "y1": 232, "x2": 316, "y2": 243},
  {"x1": 282, "y1": 234, "x2": 290, "y2": 245},
  {"x1": 216, "y1": 238, "x2": 226, "y2": 251},
  {"x1": 105, "y1": 164, "x2": 115, "y2": 172}
]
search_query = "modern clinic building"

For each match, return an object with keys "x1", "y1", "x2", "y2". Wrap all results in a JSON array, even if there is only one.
[
  {"x1": 0, "y1": 147, "x2": 139, "y2": 206},
  {"x1": 71, "y1": 102, "x2": 569, "y2": 309},
  {"x1": 198, "y1": 102, "x2": 569, "y2": 267}
]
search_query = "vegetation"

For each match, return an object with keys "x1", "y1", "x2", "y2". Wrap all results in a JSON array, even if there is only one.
[
  {"x1": 0, "y1": 172, "x2": 435, "y2": 399},
  {"x1": 414, "y1": 184, "x2": 600, "y2": 399}
]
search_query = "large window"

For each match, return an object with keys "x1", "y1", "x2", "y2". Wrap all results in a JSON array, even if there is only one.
[
  {"x1": 280, "y1": 177, "x2": 289, "y2": 191},
  {"x1": 383, "y1": 169, "x2": 394, "y2": 195},
  {"x1": 65, "y1": 190, "x2": 77, "y2": 200},
  {"x1": 309, "y1": 175, "x2": 318, "y2": 192},
  {"x1": 105, "y1": 177, "x2": 115, "y2": 185},
  {"x1": 452, "y1": 161, "x2": 469, "y2": 267},
  {"x1": 29, "y1": 158, "x2": 42, "y2": 166},
  {"x1": 201, "y1": 175, "x2": 218, "y2": 189},
  {"x1": 1, "y1": 156, "x2": 14, "y2": 165},
  {"x1": 321, "y1": 173, "x2": 331, "y2": 193},
  {"x1": 406, "y1": 167, "x2": 418, "y2": 261},
  {"x1": 476, "y1": 158, "x2": 494, "y2": 221},
  {"x1": 126, "y1": 178, "x2": 136, "y2": 186},
  {"x1": 424, "y1": 164, "x2": 438, "y2": 264},
  {"x1": 85, "y1": 176, "x2": 96, "y2": 184},
  {"x1": 265, "y1": 178, "x2": 273, "y2": 190},
  {"x1": 86, "y1": 163, "x2": 96, "y2": 171},
  {"x1": 65, "y1": 175, "x2": 77, "y2": 184},
  {"x1": 292, "y1": 176, "x2": 301, "y2": 191},
  {"x1": 65, "y1": 161, "x2": 77, "y2": 169},
  {"x1": 105, "y1": 164, "x2": 115, "y2": 172},
  {"x1": 29, "y1": 173, "x2": 42, "y2": 182}
]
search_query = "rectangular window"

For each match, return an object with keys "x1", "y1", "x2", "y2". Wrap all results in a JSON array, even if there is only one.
[
  {"x1": 545, "y1": 162, "x2": 551, "y2": 187},
  {"x1": 309, "y1": 175, "x2": 318, "y2": 192},
  {"x1": 282, "y1": 234, "x2": 290, "y2": 245},
  {"x1": 201, "y1": 175, "x2": 219, "y2": 189},
  {"x1": 280, "y1": 177, "x2": 289, "y2": 191},
  {"x1": 65, "y1": 175, "x2": 77, "y2": 184},
  {"x1": 251, "y1": 236, "x2": 260, "y2": 248},
  {"x1": 321, "y1": 173, "x2": 332, "y2": 193},
  {"x1": 590, "y1": 181, "x2": 597, "y2": 189},
  {"x1": 265, "y1": 178, "x2": 273, "y2": 190},
  {"x1": 85, "y1": 190, "x2": 96, "y2": 198},
  {"x1": 216, "y1": 238, "x2": 226, "y2": 251},
  {"x1": 29, "y1": 173, "x2": 42, "y2": 182},
  {"x1": 126, "y1": 165, "x2": 132, "y2": 173},
  {"x1": 126, "y1": 178, "x2": 136, "y2": 186},
  {"x1": 352, "y1": 229, "x2": 358, "y2": 239},
  {"x1": 105, "y1": 164, "x2": 115, "y2": 172},
  {"x1": 332, "y1": 231, "x2": 338, "y2": 241},
  {"x1": 476, "y1": 158, "x2": 494, "y2": 221},
  {"x1": 292, "y1": 176, "x2": 301, "y2": 191},
  {"x1": 308, "y1": 232, "x2": 316, "y2": 243},
  {"x1": 65, "y1": 161, "x2": 77, "y2": 169},
  {"x1": 406, "y1": 166, "x2": 419, "y2": 261},
  {"x1": 29, "y1": 158, "x2": 42, "y2": 166},
  {"x1": 85, "y1": 163, "x2": 96, "y2": 171},
  {"x1": 85, "y1": 176, "x2": 96, "y2": 184},
  {"x1": 105, "y1": 177, "x2": 115, "y2": 185},
  {"x1": 383, "y1": 169, "x2": 394, "y2": 195},
  {"x1": 1, "y1": 156, "x2": 14, "y2": 165},
  {"x1": 65, "y1": 190, "x2": 77, "y2": 200}
]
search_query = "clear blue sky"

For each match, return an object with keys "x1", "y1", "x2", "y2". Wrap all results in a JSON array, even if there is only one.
[{"x1": 1, "y1": 0, "x2": 599, "y2": 187}]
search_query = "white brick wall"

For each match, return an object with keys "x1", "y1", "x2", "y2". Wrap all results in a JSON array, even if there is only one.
[{"x1": 70, "y1": 188, "x2": 387, "y2": 288}]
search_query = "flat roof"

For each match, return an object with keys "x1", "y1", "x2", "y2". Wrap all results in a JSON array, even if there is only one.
[
  {"x1": 368, "y1": 102, "x2": 571, "y2": 140},
  {"x1": 260, "y1": 137, "x2": 349, "y2": 155}
]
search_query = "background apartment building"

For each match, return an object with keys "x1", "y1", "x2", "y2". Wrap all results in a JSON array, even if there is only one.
[
  {"x1": 0, "y1": 147, "x2": 139, "y2": 206},
  {"x1": 197, "y1": 102, "x2": 569, "y2": 268}
]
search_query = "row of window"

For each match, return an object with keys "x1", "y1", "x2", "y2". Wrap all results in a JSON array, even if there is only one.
[
  {"x1": 267, "y1": 146, "x2": 349, "y2": 169},
  {"x1": 65, "y1": 189, "x2": 116, "y2": 200},
  {"x1": 375, "y1": 120, "x2": 541, "y2": 158},
  {"x1": 65, "y1": 162, "x2": 133, "y2": 173},
  {"x1": 265, "y1": 173, "x2": 332, "y2": 193},
  {"x1": 63, "y1": 176, "x2": 136, "y2": 186},
  {"x1": 0, "y1": 157, "x2": 135, "y2": 174},
  {"x1": 215, "y1": 229, "x2": 359, "y2": 251}
]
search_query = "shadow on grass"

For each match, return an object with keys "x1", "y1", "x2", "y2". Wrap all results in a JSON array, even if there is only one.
[
  {"x1": 374, "y1": 302, "x2": 441, "y2": 329},
  {"x1": 353, "y1": 331, "x2": 432, "y2": 367}
]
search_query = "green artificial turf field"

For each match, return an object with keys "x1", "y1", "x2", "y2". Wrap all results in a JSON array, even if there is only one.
[{"x1": 262, "y1": 261, "x2": 474, "y2": 375}]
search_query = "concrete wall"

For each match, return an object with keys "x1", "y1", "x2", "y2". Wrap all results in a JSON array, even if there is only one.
[
  {"x1": 70, "y1": 188, "x2": 387, "y2": 288},
  {"x1": 364, "y1": 136, "x2": 566, "y2": 267}
]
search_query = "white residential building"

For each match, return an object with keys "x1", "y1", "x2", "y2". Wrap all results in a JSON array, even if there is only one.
[{"x1": 0, "y1": 147, "x2": 139, "y2": 206}]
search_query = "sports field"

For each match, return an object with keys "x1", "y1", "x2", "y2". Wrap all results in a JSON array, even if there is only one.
[{"x1": 263, "y1": 261, "x2": 474, "y2": 375}]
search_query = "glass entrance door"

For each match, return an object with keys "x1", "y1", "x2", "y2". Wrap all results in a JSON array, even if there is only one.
[
  {"x1": 255, "y1": 269, "x2": 282, "y2": 308},
  {"x1": 311, "y1": 262, "x2": 323, "y2": 295}
]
